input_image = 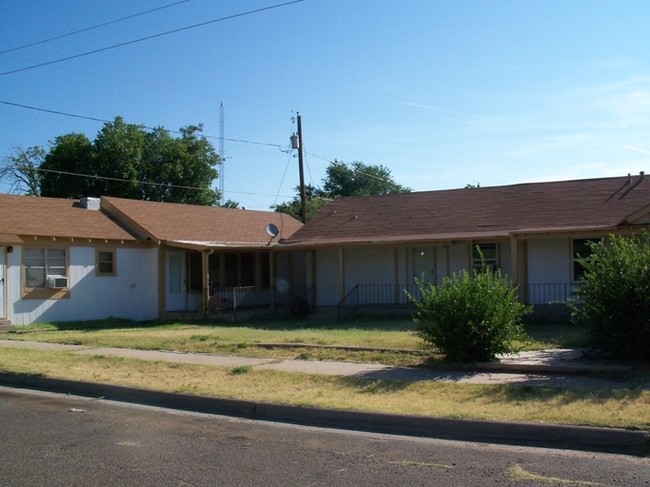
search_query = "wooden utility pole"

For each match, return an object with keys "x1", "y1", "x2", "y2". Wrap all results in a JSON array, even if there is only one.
[{"x1": 296, "y1": 113, "x2": 307, "y2": 223}]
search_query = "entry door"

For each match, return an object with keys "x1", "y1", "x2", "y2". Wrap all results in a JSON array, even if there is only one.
[
  {"x1": 412, "y1": 246, "x2": 435, "y2": 284},
  {"x1": 0, "y1": 248, "x2": 5, "y2": 318},
  {"x1": 166, "y1": 251, "x2": 186, "y2": 311}
]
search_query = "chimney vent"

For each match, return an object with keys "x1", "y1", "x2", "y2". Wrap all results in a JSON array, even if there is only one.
[{"x1": 80, "y1": 197, "x2": 101, "y2": 210}]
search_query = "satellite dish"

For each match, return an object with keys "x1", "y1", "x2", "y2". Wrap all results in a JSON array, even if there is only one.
[{"x1": 265, "y1": 223, "x2": 279, "y2": 238}]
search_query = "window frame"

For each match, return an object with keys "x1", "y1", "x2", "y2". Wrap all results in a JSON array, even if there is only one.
[
  {"x1": 572, "y1": 238, "x2": 599, "y2": 282},
  {"x1": 23, "y1": 246, "x2": 69, "y2": 294},
  {"x1": 472, "y1": 242, "x2": 499, "y2": 272},
  {"x1": 96, "y1": 249, "x2": 116, "y2": 277}
]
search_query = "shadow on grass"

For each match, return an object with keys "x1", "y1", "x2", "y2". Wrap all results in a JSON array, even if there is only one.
[
  {"x1": 336, "y1": 370, "x2": 648, "y2": 402},
  {"x1": 161, "y1": 313, "x2": 418, "y2": 332},
  {"x1": 522, "y1": 319, "x2": 587, "y2": 349},
  {"x1": 469, "y1": 382, "x2": 646, "y2": 405},
  {"x1": 20, "y1": 318, "x2": 160, "y2": 332}
]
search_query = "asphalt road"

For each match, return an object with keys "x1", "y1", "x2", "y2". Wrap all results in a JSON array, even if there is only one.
[{"x1": 0, "y1": 387, "x2": 648, "y2": 487}]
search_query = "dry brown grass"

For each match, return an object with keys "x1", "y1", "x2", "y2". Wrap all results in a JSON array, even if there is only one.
[{"x1": 1, "y1": 347, "x2": 648, "y2": 430}]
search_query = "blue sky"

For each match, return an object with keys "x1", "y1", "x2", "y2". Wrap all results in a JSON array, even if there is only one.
[{"x1": 2, "y1": 0, "x2": 650, "y2": 210}]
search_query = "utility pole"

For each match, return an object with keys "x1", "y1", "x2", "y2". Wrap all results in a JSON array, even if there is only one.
[
  {"x1": 218, "y1": 101, "x2": 225, "y2": 205},
  {"x1": 291, "y1": 112, "x2": 307, "y2": 223}
]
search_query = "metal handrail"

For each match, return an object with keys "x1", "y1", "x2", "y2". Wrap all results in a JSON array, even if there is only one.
[{"x1": 337, "y1": 284, "x2": 359, "y2": 320}]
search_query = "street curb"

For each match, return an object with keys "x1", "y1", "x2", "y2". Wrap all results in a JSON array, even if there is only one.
[{"x1": 1, "y1": 372, "x2": 647, "y2": 456}]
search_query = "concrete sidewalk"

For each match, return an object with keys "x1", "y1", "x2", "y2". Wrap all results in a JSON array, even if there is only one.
[
  {"x1": 0, "y1": 339, "x2": 648, "y2": 455},
  {"x1": 0, "y1": 339, "x2": 645, "y2": 390}
]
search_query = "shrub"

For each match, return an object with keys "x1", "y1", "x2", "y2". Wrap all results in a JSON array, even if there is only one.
[
  {"x1": 409, "y1": 266, "x2": 531, "y2": 363},
  {"x1": 571, "y1": 233, "x2": 650, "y2": 361}
]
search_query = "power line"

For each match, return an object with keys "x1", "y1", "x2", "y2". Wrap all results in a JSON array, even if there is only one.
[
  {"x1": 0, "y1": 0, "x2": 192, "y2": 55},
  {"x1": 34, "y1": 166, "x2": 293, "y2": 199},
  {"x1": 304, "y1": 150, "x2": 398, "y2": 185},
  {"x1": 272, "y1": 149, "x2": 295, "y2": 207},
  {"x1": 1, "y1": 99, "x2": 400, "y2": 188},
  {"x1": 0, "y1": 99, "x2": 285, "y2": 149},
  {"x1": 0, "y1": 0, "x2": 305, "y2": 77},
  {"x1": 36, "y1": 167, "x2": 215, "y2": 192}
]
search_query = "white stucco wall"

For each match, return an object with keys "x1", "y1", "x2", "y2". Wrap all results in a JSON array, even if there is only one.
[
  {"x1": 498, "y1": 241, "x2": 512, "y2": 277},
  {"x1": 449, "y1": 243, "x2": 469, "y2": 274},
  {"x1": 527, "y1": 238, "x2": 571, "y2": 283},
  {"x1": 344, "y1": 247, "x2": 395, "y2": 289},
  {"x1": 314, "y1": 248, "x2": 340, "y2": 306},
  {"x1": 8, "y1": 246, "x2": 159, "y2": 325},
  {"x1": 526, "y1": 238, "x2": 573, "y2": 304}
]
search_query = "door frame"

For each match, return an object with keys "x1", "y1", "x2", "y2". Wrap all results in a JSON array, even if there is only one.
[{"x1": 165, "y1": 250, "x2": 187, "y2": 312}]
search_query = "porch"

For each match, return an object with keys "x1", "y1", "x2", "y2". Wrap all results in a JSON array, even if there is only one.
[{"x1": 334, "y1": 282, "x2": 582, "y2": 320}]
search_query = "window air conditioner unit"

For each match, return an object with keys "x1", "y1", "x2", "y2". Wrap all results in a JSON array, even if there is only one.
[{"x1": 47, "y1": 276, "x2": 68, "y2": 289}]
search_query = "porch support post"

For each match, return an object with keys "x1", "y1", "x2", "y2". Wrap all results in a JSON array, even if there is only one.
[
  {"x1": 510, "y1": 236, "x2": 519, "y2": 286},
  {"x1": 393, "y1": 246, "x2": 399, "y2": 304},
  {"x1": 201, "y1": 250, "x2": 210, "y2": 315},
  {"x1": 338, "y1": 247, "x2": 345, "y2": 302},
  {"x1": 269, "y1": 251, "x2": 275, "y2": 309},
  {"x1": 310, "y1": 250, "x2": 317, "y2": 307},
  {"x1": 510, "y1": 236, "x2": 524, "y2": 302},
  {"x1": 158, "y1": 244, "x2": 166, "y2": 318}
]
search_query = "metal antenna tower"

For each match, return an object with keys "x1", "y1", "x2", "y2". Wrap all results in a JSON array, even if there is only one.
[{"x1": 219, "y1": 101, "x2": 225, "y2": 204}]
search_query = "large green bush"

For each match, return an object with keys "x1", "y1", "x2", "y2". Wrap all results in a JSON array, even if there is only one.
[
  {"x1": 410, "y1": 266, "x2": 531, "y2": 363},
  {"x1": 571, "y1": 233, "x2": 650, "y2": 361}
]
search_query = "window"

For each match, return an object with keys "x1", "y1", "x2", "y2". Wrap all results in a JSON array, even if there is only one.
[
  {"x1": 96, "y1": 250, "x2": 115, "y2": 276},
  {"x1": 187, "y1": 252, "x2": 202, "y2": 292},
  {"x1": 572, "y1": 239, "x2": 598, "y2": 281},
  {"x1": 25, "y1": 248, "x2": 67, "y2": 288},
  {"x1": 472, "y1": 243, "x2": 498, "y2": 272}
]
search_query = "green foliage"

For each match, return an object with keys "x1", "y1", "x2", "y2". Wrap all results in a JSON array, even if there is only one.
[
  {"x1": 230, "y1": 365, "x2": 252, "y2": 374},
  {"x1": 40, "y1": 133, "x2": 96, "y2": 198},
  {"x1": 272, "y1": 184, "x2": 331, "y2": 221},
  {"x1": 37, "y1": 117, "x2": 220, "y2": 205},
  {"x1": 571, "y1": 233, "x2": 650, "y2": 361},
  {"x1": 322, "y1": 160, "x2": 411, "y2": 197},
  {"x1": 410, "y1": 267, "x2": 531, "y2": 363},
  {"x1": 272, "y1": 160, "x2": 410, "y2": 221}
]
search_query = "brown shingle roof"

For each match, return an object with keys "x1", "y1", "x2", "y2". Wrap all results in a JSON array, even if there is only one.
[
  {"x1": 102, "y1": 196, "x2": 302, "y2": 247},
  {"x1": 0, "y1": 194, "x2": 136, "y2": 241},
  {"x1": 283, "y1": 175, "x2": 650, "y2": 247}
]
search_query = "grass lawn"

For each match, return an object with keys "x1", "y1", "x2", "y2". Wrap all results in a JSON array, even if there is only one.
[
  {"x1": 0, "y1": 347, "x2": 648, "y2": 430},
  {"x1": 2, "y1": 315, "x2": 587, "y2": 366},
  {"x1": 2, "y1": 317, "x2": 648, "y2": 430}
]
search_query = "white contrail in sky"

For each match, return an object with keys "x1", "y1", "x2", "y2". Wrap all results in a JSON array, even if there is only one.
[{"x1": 622, "y1": 145, "x2": 650, "y2": 156}]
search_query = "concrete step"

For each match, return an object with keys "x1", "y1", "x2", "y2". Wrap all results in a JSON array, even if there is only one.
[{"x1": 0, "y1": 321, "x2": 15, "y2": 333}]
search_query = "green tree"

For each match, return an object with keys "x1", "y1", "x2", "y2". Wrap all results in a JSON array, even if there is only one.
[
  {"x1": 571, "y1": 233, "x2": 650, "y2": 361},
  {"x1": 220, "y1": 199, "x2": 241, "y2": 209},
  {"x1": 273, "y1": 160, "x2": 410, "y2": 221},
  {"x1": 40, "y1": 133, "x2": 96, "y2": 198},
  {"x1": 272, "y1": 184, "x2": 330, "y2": 221},
  {"x1": 323, "y1": 160, "x2": 411, "y2": 197},
  {"x1": 0, "y1": 146, "x2": 45, "y2": 195},
  {"x1": 92, "y1": 117, "x2": 147, "y2": 199},
  {"x1": 38, "y1": 117, "x2": 220, "y2": 205}
]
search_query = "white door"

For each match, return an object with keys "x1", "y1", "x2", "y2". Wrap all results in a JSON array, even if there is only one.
[
  {"x1": 0, "y1": 248, "x2": 5, "y2": 319},
  {"x1": 412, "y1": 246, "x2": 435, "y2": 284},
  {"x1": 166, "y1": 251, "x2": 186, "y2": 311}
]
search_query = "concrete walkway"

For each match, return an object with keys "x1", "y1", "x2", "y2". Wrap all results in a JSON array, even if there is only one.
[
  {"x1": 0, "y1": 339, "x2": 645, "y2": 390},
  {"x1": 1, "y1": 339, "x2": 649, "y2": 455}
]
